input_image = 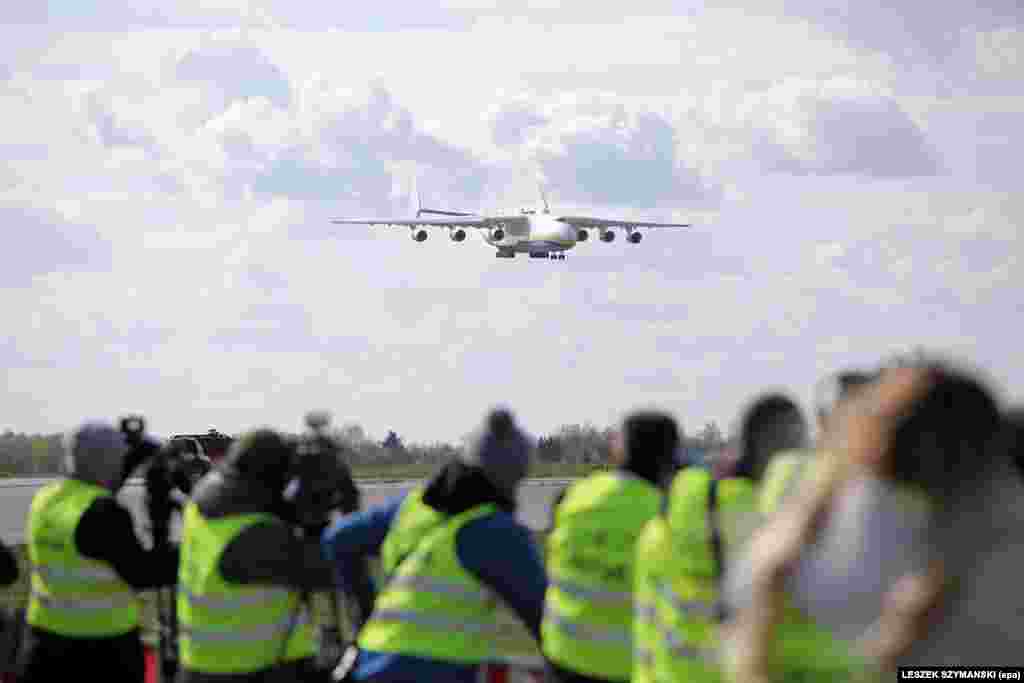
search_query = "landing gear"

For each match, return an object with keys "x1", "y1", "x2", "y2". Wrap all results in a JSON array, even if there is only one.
[{"x1": 552, "y1": 253, "x2": 566, "y2": 260}]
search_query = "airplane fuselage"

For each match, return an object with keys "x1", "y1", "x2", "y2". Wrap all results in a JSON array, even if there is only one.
[{"x1": 481, "y1": 214, "x2": 578, "y2": 254}]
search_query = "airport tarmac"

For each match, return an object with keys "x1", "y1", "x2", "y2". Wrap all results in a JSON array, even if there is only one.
[{"x1": 0, "y1": 477, "x2": 572, "y2": 545}]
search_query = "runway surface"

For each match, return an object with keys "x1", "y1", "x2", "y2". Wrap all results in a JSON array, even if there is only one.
[{"x1": 0, "y1": 477, "x2": 572, "y2": 545}]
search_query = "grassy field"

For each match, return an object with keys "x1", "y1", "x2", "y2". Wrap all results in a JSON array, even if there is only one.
[
  {"x1": 348, "y1": 462, "x2": 605, "y2": 481},
  {"x1": 1, "y1": 537, "x2": 546, "y2": 659}
]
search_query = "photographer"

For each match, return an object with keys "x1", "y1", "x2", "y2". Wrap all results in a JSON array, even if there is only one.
[
  {"x1": 177, "y1": 427, "x2": 361, "y2": 683},
  {"x1": 17, "y1": 421, "x2": 180, "y2": 683},
  {"x1": 322, "y1": 408, "x2": 546, "y2": 683}
]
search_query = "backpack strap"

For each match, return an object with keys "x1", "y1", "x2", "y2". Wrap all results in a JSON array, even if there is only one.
[{"x1": 707, "y1": 478, "x2": 730, "y2": 622}]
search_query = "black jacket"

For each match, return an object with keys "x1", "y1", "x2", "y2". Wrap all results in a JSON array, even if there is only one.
[
  {"x1": 0, "y1": 539, "x2": 18, "y2": 587},
  {"x1": 177, "y1": 469, "x2": 339, "y2": 683},
  {"x1": 17, "y1": 484, "x2": 179, "y2": 683}
]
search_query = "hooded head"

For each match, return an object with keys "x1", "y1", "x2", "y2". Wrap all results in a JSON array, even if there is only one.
[
  {"x1": 458, "y1": 408, "x2": 533, "y2": 503},
  {"x1": 735, "y1": 392, "x2": 808, "y2": 482},
  {"x1": 221, "y1": 428, "x2": 294, "y2": 494},
  {"x1": 64, "y1": 421, "x2": 130, "y2": 490}
]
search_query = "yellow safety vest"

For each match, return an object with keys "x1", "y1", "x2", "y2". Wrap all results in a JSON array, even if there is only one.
[
  {"x1": 632, "y1": 515, "x2": 668, "y2": 683},
  {"x1": 635, "y1": 468, "x2": 757, "y2": 683},
  {"x1": 378, "y1": 486, "x2": 445, "y2": 578},
  {"x1": 759, "y1": 449, "x2": 816, "y2": 515},
  {"x1": 177, "y1": 502, "x2": 316, "y2": 674},
  {"x1": 26, "y1": 479, "x2": 141, "y2": 637},
  {"x1": 358, "y1": 503, "x2": 501, "y2": 664},
  {"x1": 542, "y1": 471, "x2": 663, "y2": 683}
]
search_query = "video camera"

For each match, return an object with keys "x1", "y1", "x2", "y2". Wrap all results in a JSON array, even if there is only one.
[
  {"x1": 119, "y1": 415, "x2": 210, "y2": 551},
  {"x1": 285, "y1": 411, "x2": 361, "y2": 535}
]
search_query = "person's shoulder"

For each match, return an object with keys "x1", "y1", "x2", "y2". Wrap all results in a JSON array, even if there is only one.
[
  {"x1": 461, "y1": 507, "x2": 524, "y2": 538},
  {"x1": 457, "y1": 510, "x2": 540, "y2": 572},
  {"x1": 226, "y1": 516, "x2": 295, "y2": 556},
  {"x1": 78, "y1": 493, "x2": 129, "y2": 523},
  {"x1": 669, "y1": 466, "x2": 711, "y2": 495}
]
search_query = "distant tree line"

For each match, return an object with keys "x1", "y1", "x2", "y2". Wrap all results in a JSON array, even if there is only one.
[
  {"x1": 0, "y1": 431, "x2": 64, "y2": 476},
  {"x1": 0, "y1": 421, "x2": 727, "y2": 477}
]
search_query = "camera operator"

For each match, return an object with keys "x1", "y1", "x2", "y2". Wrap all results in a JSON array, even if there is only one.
[
  {"x1": 177, "y1": 426, "x2": 363, "y2": 683},
  {"x1": 17, "y1": 421, "x2": 180, "y2": 683}
]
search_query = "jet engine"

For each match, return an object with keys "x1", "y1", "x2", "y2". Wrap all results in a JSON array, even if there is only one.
[
  {"x1": 490, "y1": 227, "x2": 506, "y2": 242},
  {"x1": 411, "y1": 229, "x2": 428, "y2": 242},
  {"x1": 600, "y1": 229, "x2": 616, "y2": 243},
  {"x1": 628, "y1": 231, "x2": 643, "y2": 244},
  {"x1": 577, "y1": 229, "x2": 589, "y2": 242},
  {"x1": 450, "y1": 228, "x2": 467, "y2": 242}
]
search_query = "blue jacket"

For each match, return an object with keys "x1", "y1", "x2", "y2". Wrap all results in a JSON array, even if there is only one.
[{"x1": 322, "y1": 492, "x2": 548, "y2": 683}]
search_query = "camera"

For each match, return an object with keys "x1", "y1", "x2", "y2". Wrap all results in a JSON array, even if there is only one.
[
  {"x1": 119, "y1": 415, "x2": 209, "y2": 550},
  {"x1": 285, "y1": 412, "x2": 361, "y2": 535}
]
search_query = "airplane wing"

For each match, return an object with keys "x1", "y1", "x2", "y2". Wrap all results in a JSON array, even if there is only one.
[
  {"x1": 330, "y1": 217, "x2": 491, "y2": 228},
  {"x1": 555, "y1": 216, "x2": 691, "y2": 229}
]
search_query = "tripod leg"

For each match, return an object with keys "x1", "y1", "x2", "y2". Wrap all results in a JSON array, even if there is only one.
[{"x1": 166, "y1": 587, "x2": 179, "y2": 683}]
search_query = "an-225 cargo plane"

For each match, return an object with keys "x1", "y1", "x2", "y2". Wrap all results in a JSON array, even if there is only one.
[{"x1": 330, "y1": 183, "x2": 691, "y2": 259}]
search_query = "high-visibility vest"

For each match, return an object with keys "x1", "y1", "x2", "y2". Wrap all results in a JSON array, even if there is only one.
[
  {"x1": 26, "y1": 479, "x2": 141, "y2": 637},
  {"x1": 652, "y1": 469, "x2": 864, "y2": 683},
  {"x1": 358, "y1": 503, "x2": 502, "y2": 664},
  {"x1": 542, "y1": 471, "x2": 663, "y2": 683},
  {"x1": 634, "y1": 468, "x2": 757, "y2": 683},
  {"x1": 177, "y1": 502, "x2": 316, "y2": 674},
  {"x1": 379, "y1": 486, "x2": 445, "y2": 578},
  {"x1": 632, "y1": 515, "x2": 668, "y2": 683},
  {"x1": 759, "y1": 449, "x2": 815, "y2": 515}
]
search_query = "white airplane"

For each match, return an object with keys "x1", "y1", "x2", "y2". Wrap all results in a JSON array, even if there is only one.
[{"x1": 329, "y1": 182, "x2": 691, "y2": 259}]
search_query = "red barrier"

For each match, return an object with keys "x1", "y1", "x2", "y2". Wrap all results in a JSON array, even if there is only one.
[
  {"x1": 483, "y1": 659, "x2": 546, "y2": 682},
  {"x1": 144, "y1": 646, "x2": 157, "y2": 683}
]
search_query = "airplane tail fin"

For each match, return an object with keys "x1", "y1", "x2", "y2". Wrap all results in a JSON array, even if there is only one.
[
  {"x1": 408, "y1": 171, "x2": 477, "y2": 217},
  {"x1": 410, "y1": 174, "x2": 423, "y2": 218},
  {"x1": 538, "y1": 182, "x2": 550, "y2": 214},
  {"x1": 411, "y1": 171, "x2": 479, "y2": 216}
]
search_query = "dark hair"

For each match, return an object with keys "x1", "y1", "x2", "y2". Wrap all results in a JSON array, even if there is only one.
[
  {"x1": 622, "y1": 412, "x2": 681, "y2": 485},
  {"x1": 736, "y1": 393, "x2": 805, "y2": 481},
  {"x1": 889, "y1": 364, "x2": 1002, "y2": 498},
  {"x1": 224, "y1": 428, "x2": 293, "y2": 486},
  {"x1": 816, "y1": 369, "x2": 877, "y2": 420},
  {"x1": 837, "y1": 370, "x2": 875, "y2": 395},
  {"x1": 999, "y1": 407, "x2": 1024, "y2": 478}
]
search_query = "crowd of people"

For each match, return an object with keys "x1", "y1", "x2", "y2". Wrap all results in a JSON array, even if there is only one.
[{"x1": 2, "y1": 351, "x2": 1023, "y2": 683}]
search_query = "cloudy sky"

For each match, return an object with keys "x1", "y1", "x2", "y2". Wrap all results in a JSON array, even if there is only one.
[{"x1": 2, "y1": 1, "x2": 1022, "y2": 444}]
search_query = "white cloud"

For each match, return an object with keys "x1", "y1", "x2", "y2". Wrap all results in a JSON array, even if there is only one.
[
  {"x1": 974, "y1": 26, "x2": 1024, "y2": 85},
  {"x1": 741, "y1": 77, "x2": 943, "y2": 177},
  {"x1": 1, "y1": 5, "x2": 1022, "y2": 442},
  {"x1": 176, "y1": 43, "x2": 291, "y2": 107}
]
